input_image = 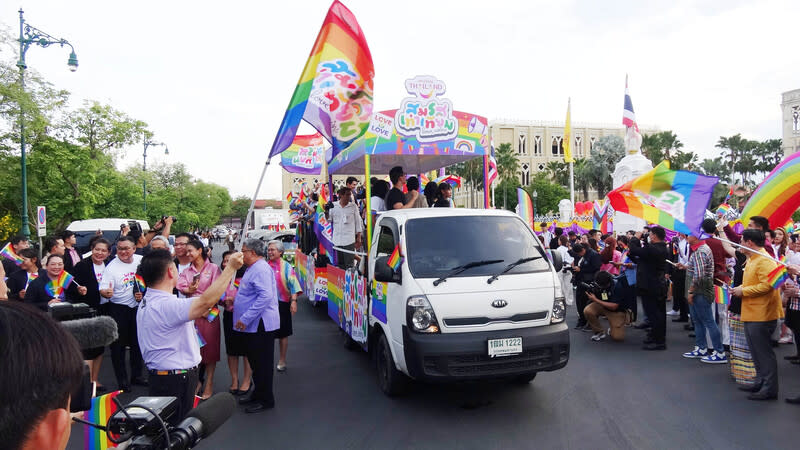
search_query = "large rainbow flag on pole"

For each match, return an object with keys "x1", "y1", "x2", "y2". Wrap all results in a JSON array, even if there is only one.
[
  {"x1": 268, "y1": 0, "x2": 375, "y2": 160},
  {"x1": 517, "y1": 188, "x2": 534, "y2": 228},
  {"x1": 607, "y1": 161, "x2": 718, "y2": 236},
  {"x1": 740, "y1": 152, "x2": 800, "y2": 230}
]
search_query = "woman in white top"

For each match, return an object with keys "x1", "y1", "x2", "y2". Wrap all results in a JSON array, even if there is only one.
[{"x1": 555, "y1": 234, "x2": 575, "y2": 306}]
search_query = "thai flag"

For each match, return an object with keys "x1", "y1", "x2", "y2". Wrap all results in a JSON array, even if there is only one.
[
  {"x1": 487, "y1": 139, "x2": 498, "y2": 186},
  {"x1": 622, "y1": 75, "x2": 639, "y2": 132}
]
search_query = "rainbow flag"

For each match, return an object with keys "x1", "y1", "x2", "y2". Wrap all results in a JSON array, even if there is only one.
[
  {"x1": 268, "y1": 0, "x2": 375, "y2": 160},
  {"x1": 233, "y1": 278, "x2": 240, "y2": 289},
  {"x1": 387, "y1": 244, "x2": 403, "y2": 271},
  {"x1": 607, "y1": 161, "x2": 718, "y2": 236},
  {"x1": 716, "y1": 203, "x2": 731, "y2": 216},
  {"x1": 621, "y1": 251, "x2": 632, "y2": 264},
  {"x1": 517, "y1": 188, "x2": 534, "y2": 228},
  {"x1": 0, "y1": 242, "x2": 24, "y2": 266},
  {"x1": 715, "y1": 284, "x2": 730, "y2": 305},
  {"x1": 83, "y1": 390, "x2": 121, "y2": 450},
  {"x1": 134, "y1": 274, "x2": 146, "y2": 294},
  {"x1": 741, "y1": 152, "x2": 800, "y2": 229},
  {"x1": 44, "y1": 271, "x2": 75, "y2": 299},
  {"x1": 767, "y1": 265, "x2": 789, "y2": 289},
  {"x1": 206, "y1": 305, "x2": 220, "y2": 323},
  {"x1": 285, "y1": 192, "x2": 294, "y2": 202},
  {"x1": 195, "y1": 325, "x2": 206, "y2": 348},
  {"x1": 25, "y1": 271, "x2": 39, "y2": 289}
]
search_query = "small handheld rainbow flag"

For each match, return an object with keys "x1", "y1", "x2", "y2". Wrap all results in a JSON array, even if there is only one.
[
  {"x1": 387, "y1": 244, "x2": 403, "y2": 271},
  {"x1": 767, "y1": 265, "x2": 789, "y2": 289},
  {"x1": 206, "y1": 305, "x2": 220, "y2": 323},
  {"x1": 714, "y1": 284, "x2": 730, "y2": 305},
  {"x1": 716, "y1": 203, "x2": 731, "y2": 216},
  {"x1": 83, "y1": 390, "x2": 121, "y2": 450},
  {"x1": 0, "y1": 242, "x2": 24, "y2": 266},
  {"x1": 233, "y1": 278, "x2": 240, "y2": 289},
  {"x1": 195, "y1": 325, "x2": 206, "y2": 348},
  {"x1": 44, "y1": 271, "x2": 75, "y2": 299},
  {"x1": 516, "y1": 188, "x2": 534, "y2": 227},
  {"x1": 25, "y1": 271, "x2": 39, "y2": 289},
  {"x1": 134, "y1": 274, "x2": 147, "y2": 294}
]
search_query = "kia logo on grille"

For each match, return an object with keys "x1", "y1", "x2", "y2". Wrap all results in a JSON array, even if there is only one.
[{"x1": 491, "y1": 299, "x2": 508, "y2": 308}]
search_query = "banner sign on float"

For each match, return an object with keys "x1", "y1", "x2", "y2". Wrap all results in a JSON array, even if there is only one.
[
  {"x1": 327, "y1": 266, "x2": 368, "y2": 345},
  {"x1": 371, "y1": 280, "x2": 388, "y2": 324},
  {"x1": 367, "y1": 112, "x2": 394, "y2": 140},
  {"x1": 279, "y1": 133, "x2": 327, "y2": 175}
]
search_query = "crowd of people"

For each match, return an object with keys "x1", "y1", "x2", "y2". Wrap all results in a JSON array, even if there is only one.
[
  {"x1": 544, "y1": 215, "x2": 800, "y2": 402},
  {"x1": 0, "y1": 214, "x2": 303, "y2": 432}
]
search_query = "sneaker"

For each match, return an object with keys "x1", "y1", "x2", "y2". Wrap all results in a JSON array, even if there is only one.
[
  {"x1": 591, "y1": 331, "x2": 607, "y2": 341},
  {"x1": 682, "y1": 346, "x2": 708, "y2": 359},
  {"x1": 667, "y1": 310, "x2": 679, "y2": 316},
  {"x1": 700, "y1": 351, "x2": 728, "y2": 364},
  {"x1": 778, "y1": 336, "x2": 793, "y2": 344}
]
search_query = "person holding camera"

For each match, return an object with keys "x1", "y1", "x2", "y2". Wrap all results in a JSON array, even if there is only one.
[
  {"x1": 571, "y1": 242, "x2": 601, "y2": 330},
  {"x1": 583, "y1": 271, "x2": 630, "y2": 341},
  {"x1": 137, "y1": 249, "x2": 244, "y2": 424}
]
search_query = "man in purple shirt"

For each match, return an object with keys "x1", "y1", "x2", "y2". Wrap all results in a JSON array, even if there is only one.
[
  {"x1": 137, "y1": 249, "x2": 243, "y2": 424},
  {"x1": 234, "y1": 238, "x2": 280, "y2": 413}
]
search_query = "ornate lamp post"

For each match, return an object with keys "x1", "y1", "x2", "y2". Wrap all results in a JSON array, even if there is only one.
[
  {"x1": 16, "y1": 8, "x2": 78, "y2": 237},
  {"x1": 142, "y1": 140, "x2": 169, "y2": 213}
]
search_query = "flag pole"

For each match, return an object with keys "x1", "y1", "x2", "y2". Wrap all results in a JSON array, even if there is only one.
[
  {"x1": 240, "y1": 159, "x2": 271, "y2": 250},
  {"x1": 569, "y1": 161, "x2": 575, "y2": 206}
]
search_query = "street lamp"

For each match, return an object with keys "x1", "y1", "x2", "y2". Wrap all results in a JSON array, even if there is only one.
[
  {"x1": 16, "y1": 9, "x2": 78, "y2": 238},
  {"x1": 532, "y1": 190, "x2": 538, "y2": 218},
  {"x1": 142, "y1": 140, "x2": 169, "y2": 213}
]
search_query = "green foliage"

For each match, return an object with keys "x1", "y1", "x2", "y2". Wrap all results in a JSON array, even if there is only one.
[
  {"x1": 545, "y1": 161, "x2": 569, "y2": 187},
  {"x1": 230, "y1": 196, "x2": 252, "y2": 222},
  {"x1": 641, "y1": 131, "x2": 697, "y2": 171},
  {"x1": 494, "y1": 142, "x2": 518, "y2": 185},
  {"x1": 573, "y1": 158, "x2": 591, "y2": 201},
  {"x1": 793, "y1": 210, "x2": 800, "y2": 223},
  {"x1": 524, "y1": 173, "x2": 569, "y2": 216},
  {"x1": 699, "y1": 156, "x2": 729, "y2": 179},
  {"x1": 715, "y1": 134, "x2": 783, "y2": 186},
  {"x1": 585, "y1": 136, "x2": 625, "y2": 197}
]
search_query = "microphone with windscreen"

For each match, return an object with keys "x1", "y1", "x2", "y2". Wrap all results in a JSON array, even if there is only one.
[{"x1": 59, "y1": 315, "x2": 119, "y2": 349}]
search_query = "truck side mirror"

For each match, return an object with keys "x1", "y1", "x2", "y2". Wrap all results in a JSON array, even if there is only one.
[
  {"x1": 374, "y1": 255, "x2": 401, "y2": 284},
  {"x1": 550, "y1": 249, "x2": 563, "y2": 271}
]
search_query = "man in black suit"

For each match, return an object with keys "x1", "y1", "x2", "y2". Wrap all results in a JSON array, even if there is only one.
[
  {"x1": 629, "y1": 226, "x2": 670, "y2": 350},
  {"x1": 572, "y1": 242, "x2": 601, "y2": 329}
]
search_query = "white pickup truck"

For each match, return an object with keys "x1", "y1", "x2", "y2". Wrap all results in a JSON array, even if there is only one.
[{"x1": 365, "y1": 208, "x2": 570, "y2": 395}]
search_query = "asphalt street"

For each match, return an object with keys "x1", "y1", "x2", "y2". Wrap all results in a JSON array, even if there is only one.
[{"x1": 68, "y1": 244, "x2": 800, "y2": 450}]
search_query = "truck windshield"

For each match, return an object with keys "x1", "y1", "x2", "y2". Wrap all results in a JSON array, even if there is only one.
[{"x1": 404, "y1": 215, "x2": 550, "y2": 279}]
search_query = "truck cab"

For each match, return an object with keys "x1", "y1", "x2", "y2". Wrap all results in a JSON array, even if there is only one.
[{"x1": 367, "y1": 208, "x2": 569, "y2": 395}]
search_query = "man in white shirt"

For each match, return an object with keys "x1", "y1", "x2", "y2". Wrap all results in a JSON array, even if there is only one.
[
  {"x1": 327, "y1": 187, "x2": 363, "y2": 269},
  {"x1": 99, "y1": 236, "x2": 145, "y2": 391}
]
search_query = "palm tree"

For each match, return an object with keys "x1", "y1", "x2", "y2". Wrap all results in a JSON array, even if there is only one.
[
  {"x1": 494, "y1": 143, "x2": 519, "y2": 209},
  {"x1": 573, "y1": 158, "x2": 591, "y2": 201},
  {"x1": 545, "y1": 161, "x2": 569, "y2": 187}
]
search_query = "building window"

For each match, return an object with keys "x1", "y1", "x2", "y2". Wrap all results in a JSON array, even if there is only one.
[
  {"x1": 521, "y1": 163, "x2": 530, "y2": 185},
  {"x1": 589, "y1": 136, "x2": 597, "y2": 152},
  {"x1": 551, "y1": 136, "x2": 563, "y2": 156},
  {"x1": 518, "y1": 133, "x2": 527, "y2": 155},
  {"x1": 537, "y1": 163, "x2": 546, "y2": 171},
  {"x1": 533, "y1": 135, "x2": 542, "y2": 155},
  {"x1": 575, "y1": 136, "x2": 583, "y2": 156},
  {"x1": 793, "y1": 106, "x2": 800, "y2": 132}
]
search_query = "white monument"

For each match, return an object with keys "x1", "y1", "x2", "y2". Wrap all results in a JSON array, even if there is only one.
[
  {"x1": 558, "y1": 199, "x2": 574, "y2": 223},
  {"x1": 612, "y1": 126, "x2": 652, "y2": 233}
]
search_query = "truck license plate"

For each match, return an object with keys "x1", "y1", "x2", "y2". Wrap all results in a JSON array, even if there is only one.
[{"x1": 488, "y1": 337, "x2": 522, "y2": 358}]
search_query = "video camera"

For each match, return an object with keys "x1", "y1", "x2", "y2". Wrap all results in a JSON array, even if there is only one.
[
  {"x1": 76, "y1": 393, "x2": 235, "y2": 449},
  {"x1": 578, "y1": 281, "x2": 602, "y2": 295}
]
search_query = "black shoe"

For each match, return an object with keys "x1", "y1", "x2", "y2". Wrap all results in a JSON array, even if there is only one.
[
  {"x1": 574, "y1": 322, "x2": 587, "y2": 330},
  {"x1": 642, "y1": 343, "x2": 666, "y2": 351},
  {"x1": 748, "y1": 392, "x2": 777, "y2": 401},
  {"x1": 683, "y1": 324, "x2": 694, "y2": 331},
  {"x1": 238, "y1": 394, "x2": 257, "y2": 405},
  {"x1": 688, "y1": 333, "x2": 696, "y2": 338},
  {"x1": 723, "y1": 344, "x2": 731, "y2": 353},
  {"x1": 738, "y1": 384, "x2": 761, "y2": 392},
  {"x1": 784, "y1": 355, "x2": 800, "y2": 361},
  {"x1": 672, "y1": 317, "x2": 689, "y2": 323},
  {"x1": 770, "y1": 340, "x2": 779, "y2": 348},
  {"x1": 643, "y1": 337, "x2": 655, "y2": 345},
  {"x1": 245, "y1": 402, "x2": 274, "y2": 413},
  {"x1": 791, "y1": 359, "x2": 800, "y2": 365},
  {"x1": 130, "y1": 377, "x2": 149, "y2": 387},
  {"x1": 633, "y1": 322, "x2": 651, "y2": 330},
  {"x1": 786, "y1": 395, "x2": 800, "y2": 404}
]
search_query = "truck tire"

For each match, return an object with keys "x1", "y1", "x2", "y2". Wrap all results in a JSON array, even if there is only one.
[
  {"x1": 512, "y1": 373, "x2": 537, "y2": 384},
  {"x1": 376, "y1": 333, "x2": 407, "y2": 396}
]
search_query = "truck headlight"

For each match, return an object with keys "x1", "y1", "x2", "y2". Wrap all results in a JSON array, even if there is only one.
[
  {"x1": 406, "y1": 296, "x2": 440, "y2": 333},
  {"x1": 551, "y1": 296, "x2": 566, "y2": 324}
]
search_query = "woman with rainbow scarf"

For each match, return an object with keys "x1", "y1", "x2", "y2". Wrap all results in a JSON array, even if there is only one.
[
  {"x1": 267, "y1": 239, "x2": 302, "y2": 372},
  {"x1": 24, "y1": 254, "x2": 87, "y2": 311}
]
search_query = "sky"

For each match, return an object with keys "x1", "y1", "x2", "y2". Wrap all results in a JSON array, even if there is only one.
[{"x1": 1, "y1": 0, "x2": 797, "y2": 200}]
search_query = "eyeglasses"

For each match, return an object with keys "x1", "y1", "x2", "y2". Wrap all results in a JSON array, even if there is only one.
[{"x1": 174, "y1": 242, "x2": 188, "y2": 247}]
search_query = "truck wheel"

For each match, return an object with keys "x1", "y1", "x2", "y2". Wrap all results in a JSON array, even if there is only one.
[
  {"x1": 376, "y1": 334, "x2": 406, "y2": 396},
  {"x1": 512, "y1": 373, "x2": 537, "y2": 384}
]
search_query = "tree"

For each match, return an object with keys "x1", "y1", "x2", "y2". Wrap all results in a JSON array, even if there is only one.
[
  {"x1": 585, "y1": 135, "x2": 625, "y2": 197},
  {"x1": 494, "y1": 142, "x2": 519, "y2": 209},
  {"x1": 525, "y1": 173, "x2": 569, "y2": 217},
  {"x1": 573, "y1": 158, "x2": 591, "y2": 201},
  {"x1": 545, "y1": 161, "x2": 569, "y2": 187},
  {"x1": 641, "y1": 130, "x2": 697, "y2": 170},
  {"x1": 62, "y1": 101, "x2": 150, "y2": 159},
  {"x1": 699, "y1": 157, "x2": 729, "y2": 179},
  {"x1": 230, "y1": 196, "x2": 252, "y2": 223}
]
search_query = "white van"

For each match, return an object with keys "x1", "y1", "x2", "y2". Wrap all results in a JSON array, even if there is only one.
[
  {"x1": 67, "y1": 218, "x2": 150, "y2": 254},
  {"x1": 367, "y1": 208, "x2": 569, "y2": 395}
]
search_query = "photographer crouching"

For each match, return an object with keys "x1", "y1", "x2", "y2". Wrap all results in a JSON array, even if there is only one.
[
  {"x1": 136, "y1": 249, "x2": 244, "y2": 425},
  {"x1": 583, "y1": 270, "x2": 632, "y2": 342}
]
